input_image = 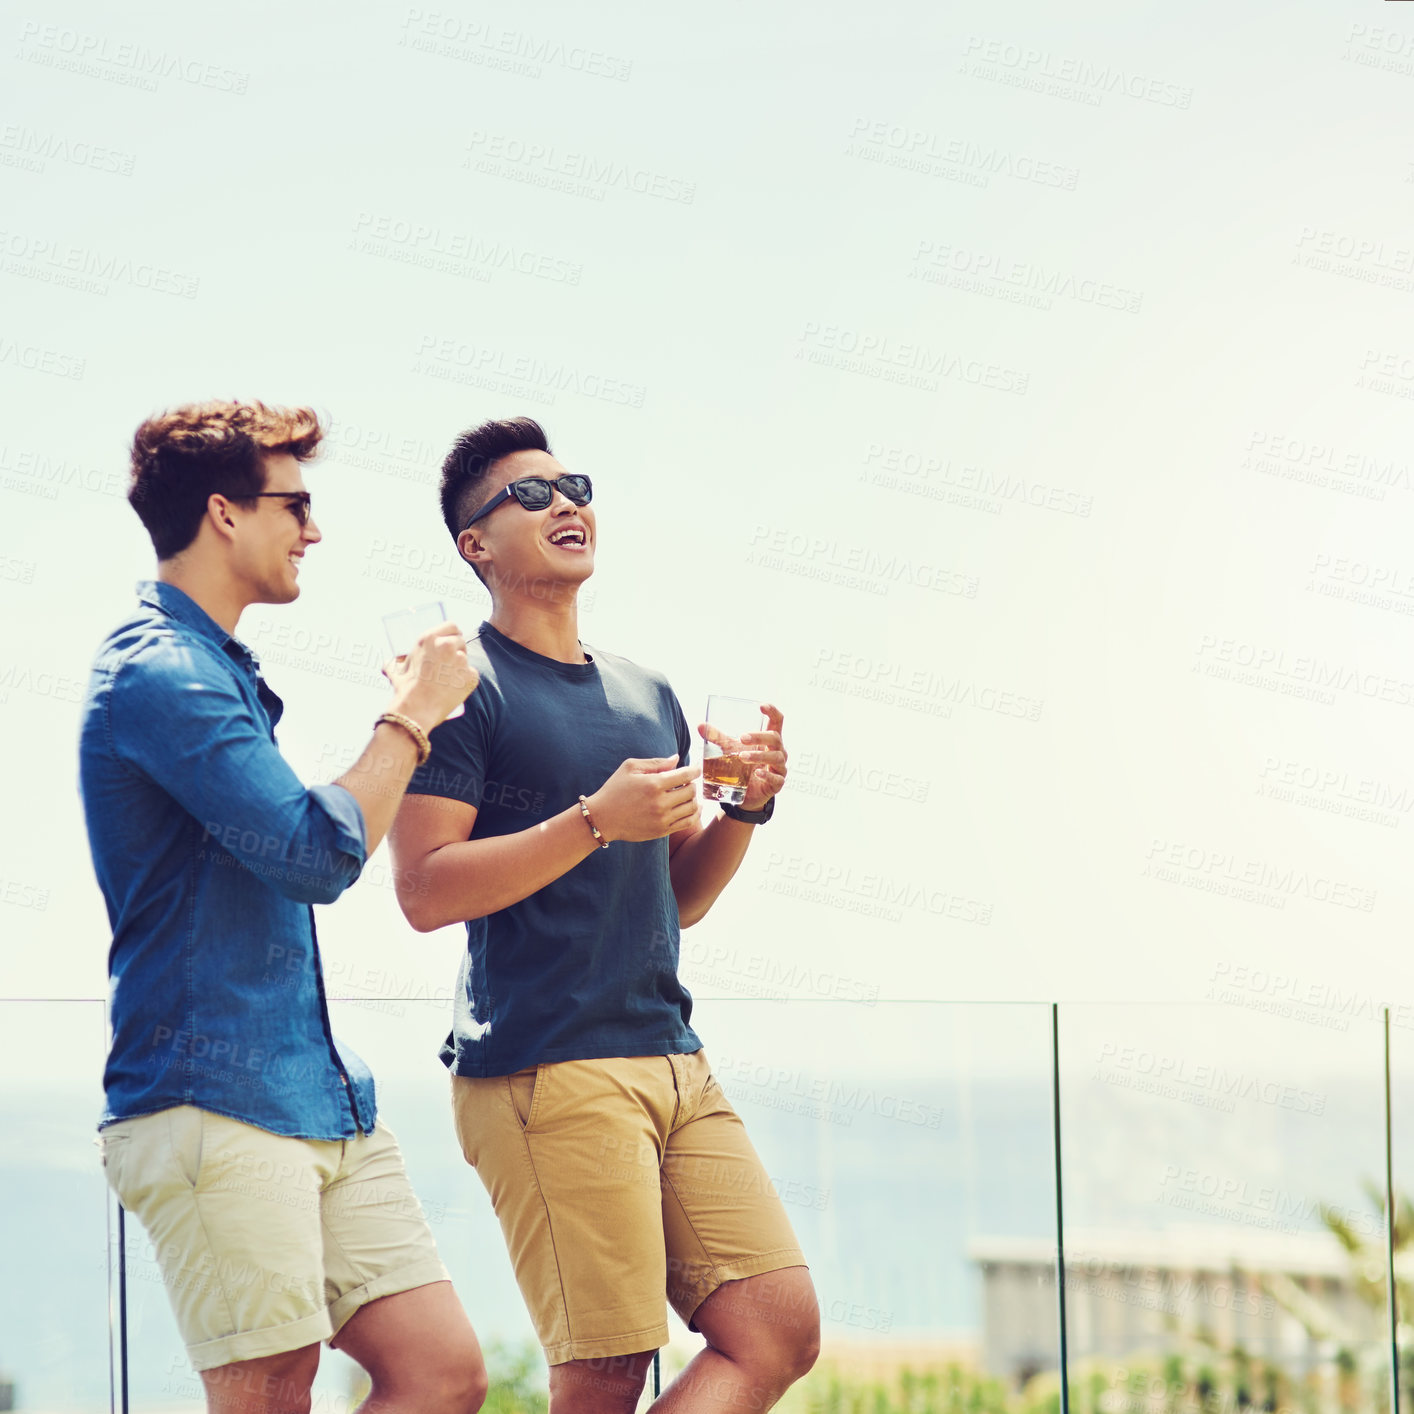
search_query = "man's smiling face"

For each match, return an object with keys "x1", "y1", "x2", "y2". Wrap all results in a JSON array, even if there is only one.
[
  {"x1": 459, "y1": 449, "x2": 596, "y2": 597},
  {"x1": 230, "y1": 451, "x2": 320, "y2": 606}
]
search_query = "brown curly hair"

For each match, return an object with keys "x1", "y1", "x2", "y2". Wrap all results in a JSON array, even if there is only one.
[{"x1": 129, "y1": 399, "x2": 324, "y2": 559}]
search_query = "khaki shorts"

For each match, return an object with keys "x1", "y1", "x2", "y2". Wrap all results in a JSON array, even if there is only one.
[
  {"x1": 452, "y1": 1049, "x2": 806, "y2": 1364},
  {"x1": 100, "y1": 1106, "x2": 449, "y2": 1371}
]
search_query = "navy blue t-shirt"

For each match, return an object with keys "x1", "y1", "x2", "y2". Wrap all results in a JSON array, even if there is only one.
[{"x1": 406, "y1": 621, "x2": 702, "y2": 1076}]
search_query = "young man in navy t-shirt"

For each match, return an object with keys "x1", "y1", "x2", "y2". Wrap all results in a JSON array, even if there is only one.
[{"x1": 390, "y1": 417, "x2": 818, "y2": 1414}]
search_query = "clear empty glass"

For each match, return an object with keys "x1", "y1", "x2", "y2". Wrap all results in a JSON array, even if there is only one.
[
  {"x1": 381, "y1": 601, "x2": 464, "y2": 720},
  {"x1": 382, "y1": 601, "x2": 448, "y2": 658}
]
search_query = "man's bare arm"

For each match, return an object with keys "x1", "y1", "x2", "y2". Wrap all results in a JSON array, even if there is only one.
[
  {"x1": 668, "y1": 812, "x2": 756, "y2": 927},
  {"x1": 333, "y1": 623, "x2": 478, "y2": 857},
  {"x1": 390, "y1": 756, "x2": 701, "y2": 931},
  {"x1": 334, "y1": 724, "x2": 430, "y2": 859}
]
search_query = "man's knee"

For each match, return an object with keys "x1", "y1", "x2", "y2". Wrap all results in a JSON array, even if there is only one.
[
  {"x1": 435, "y1": 1355, "x2": 489, "y2": 1414},
  {"x1": 389, "y1": 1337, "x2": 488, "y2": 1414},
  {"x1": 782, "y1": 1317, "x2": 820, "y2": 1384},
  {"x1": 700, "y1": 1270, "x2": 820, "y2": 1387},
  {"x1": 746, "y1": 1308, "x2": 819, "y2": 1389}
]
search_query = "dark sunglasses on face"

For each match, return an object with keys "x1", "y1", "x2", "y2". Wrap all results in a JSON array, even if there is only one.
[
  {"x1": 462, "y1": 475, "x2": 592, "y2": 532},
  {"x1": 235, "y1": 491, "x2": 313, "y2": 527}
]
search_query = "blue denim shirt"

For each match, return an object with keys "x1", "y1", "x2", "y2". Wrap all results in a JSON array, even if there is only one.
[{"x1": 79, "y1": 581, "x2": 376, "y2": 1138}]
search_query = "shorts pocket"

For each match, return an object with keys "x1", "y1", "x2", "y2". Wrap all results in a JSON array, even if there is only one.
[
  {"x1": 507, "y1": 1066, "x2": 544, "y2": 1131},
  {"x1": 97, "y1": 1127, "x2": 133, "y2": 1198},
  {"x1": 168, "y1": 1106, "x2": 205, "y2": 1189},
  {"x1": 98, "y1": 1127, "x2": 131, "y2": 1170}
]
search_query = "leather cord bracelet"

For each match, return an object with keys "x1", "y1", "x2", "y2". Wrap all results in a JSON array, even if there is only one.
[
  {"x1": 375, "y1": 712, "x2": 431, "y2": 767},
  {"x1": 577, "y1": 794, "x2": 610, "y2": 849}
]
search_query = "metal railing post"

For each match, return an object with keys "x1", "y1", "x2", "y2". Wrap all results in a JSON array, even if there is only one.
[{"x1": 1052, "y1": 1003, "x2": 1070, "y2": 1414}]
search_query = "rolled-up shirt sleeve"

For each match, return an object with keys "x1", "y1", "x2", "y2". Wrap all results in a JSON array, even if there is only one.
[{"x1": 108, "y1": 639, "x2": 367, "y2": 904}]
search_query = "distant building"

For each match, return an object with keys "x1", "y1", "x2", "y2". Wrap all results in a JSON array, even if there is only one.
[{"x1": 968, "y1": 1228, "x2": 1380, "y2": 1385}]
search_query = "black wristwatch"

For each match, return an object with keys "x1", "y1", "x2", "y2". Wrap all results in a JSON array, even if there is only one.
[{"x1": 721, "y1": 795, "x2": 775, "y2": 825}]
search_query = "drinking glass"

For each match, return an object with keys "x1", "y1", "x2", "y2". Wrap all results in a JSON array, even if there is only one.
[
  {"x1": 382, "y1": 601, "x2": 464, "y2": 720},
  {"x1": 701, "y1": 695, "x2": 765, "y2": 805}
]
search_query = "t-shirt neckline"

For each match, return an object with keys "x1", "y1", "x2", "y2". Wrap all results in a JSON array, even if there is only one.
[{"x1": 478, "y1": 620, "x2": 598, "y2": 678}]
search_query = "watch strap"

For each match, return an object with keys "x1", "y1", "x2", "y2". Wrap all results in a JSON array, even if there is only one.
[{"x1": 721, "y1": 795, "x2": 775, "y2": 825}]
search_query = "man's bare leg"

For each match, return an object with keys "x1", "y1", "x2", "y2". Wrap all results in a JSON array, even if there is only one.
[
  {"x1": 199, "y1": 1343, "x2": 320, "y2": 1414},
  {"x1": 334, "y1": 1281, "x2": 488, "y2": 1414},
  {"x1": 548, "y1": 1350, "x2": 656, "y2": 1414},
  {"x1": 548, "y1": 1268, "x2": 819, "y2": 1414},
  {"x1": 654, "y1": 1268, "x2": 820, "y2": 1414}
]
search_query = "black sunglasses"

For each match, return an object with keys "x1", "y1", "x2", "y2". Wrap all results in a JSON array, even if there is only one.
[
  {"x1": 234, "y1": 491, "x2": 313, "y2": 527},
  {"x1": 463, "y1": 475, "x2": 592, "y2": 532}
]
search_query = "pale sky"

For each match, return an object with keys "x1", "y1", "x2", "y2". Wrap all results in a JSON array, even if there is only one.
[{"x1": 9, "y1": 0, "x2": 1414, "y2": 1025}]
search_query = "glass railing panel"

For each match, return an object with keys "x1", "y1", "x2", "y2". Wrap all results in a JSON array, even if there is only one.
[
  {"x1": 683, "y1": 1002, "x2": 1058, "y2": 1414},
  {"x1": 322, "y1": 998, "x2": 1061, "y2": 1414},
  {"x1": 322, "y1": 997, "x2": 544, "y2": 1411},
  {"x1": 0, "y1": 1000, "x2": 113, "y2": 1413},
  {"x1": 1383, "y1": 1013, "x2": 1413, "y2": 1414},
  {"x1": 1058, "y1": 1003, "x2": 1388, "y2": 1414}
]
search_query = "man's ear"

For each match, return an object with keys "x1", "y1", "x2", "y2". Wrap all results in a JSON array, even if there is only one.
[
  {"x1": 457, "y1": 527, "x2": 488, "y2": 569},
  {"x1": 207, "y1": 493, "x2": 240, "y2": 543}
]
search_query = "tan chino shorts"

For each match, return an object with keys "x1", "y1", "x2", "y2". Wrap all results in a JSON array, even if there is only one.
[
  {"x1": 452, "y1": 1049, "x2": 806, "y2": 1364},
  {"x1": 100, "y1": 1106, "x2": 449, "y2": 1370}
]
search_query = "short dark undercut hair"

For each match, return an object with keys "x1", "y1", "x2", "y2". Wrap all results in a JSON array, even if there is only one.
[{"x1": 439, "y1": 416, "x2": 552, "y2": 548}]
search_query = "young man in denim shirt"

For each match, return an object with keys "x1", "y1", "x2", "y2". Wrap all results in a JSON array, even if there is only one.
[{"x1": 80, "y1": 400, "x2": 484, "y2": 1414}]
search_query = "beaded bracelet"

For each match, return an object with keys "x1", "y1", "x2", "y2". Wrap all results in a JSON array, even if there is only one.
[{"x1": 577, "y1": 794, "x2": 609, "y2": 849}]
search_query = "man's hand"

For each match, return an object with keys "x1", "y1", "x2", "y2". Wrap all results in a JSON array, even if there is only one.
[
  {"x1": 670, "y1": 704, "x2": 787, "y2": 926},
  {"x1": 339, "y1": 626, "x2": 477, "y2": 860},
  {"x1": 698, "y1": 703, "x2": 787, "y2": 812},
  {"x1": 384, "y1": 622, "x2": 479, "y2": 730},
  {"x1": 586, "y1": 757, "x2": 700, "y2": 843}
]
